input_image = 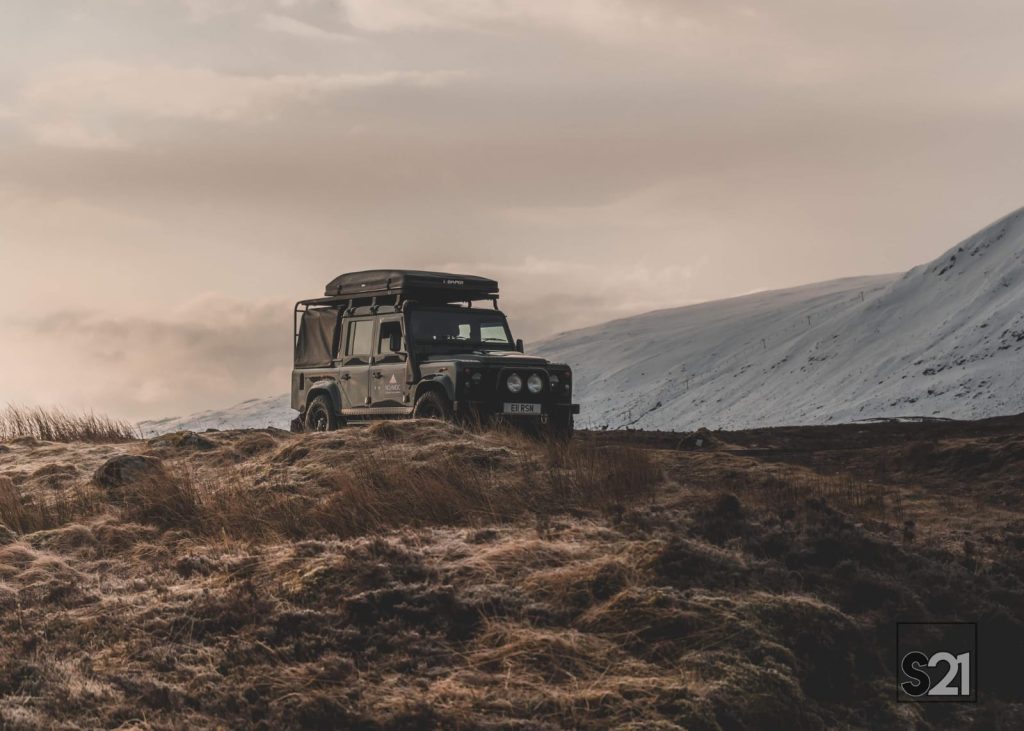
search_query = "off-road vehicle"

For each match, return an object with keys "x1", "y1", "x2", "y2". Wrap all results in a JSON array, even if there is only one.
[{"x1": 291, "y1": 270, "x2": 579, "y2": 434}]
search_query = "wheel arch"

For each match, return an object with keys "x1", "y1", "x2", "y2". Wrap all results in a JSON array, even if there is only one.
[
  {"x1": 414, "y1": 376, "x2": 454, "y2": 405},
  {"x1": 305, "y1": 381, "x2": 343, "y2": 415}
]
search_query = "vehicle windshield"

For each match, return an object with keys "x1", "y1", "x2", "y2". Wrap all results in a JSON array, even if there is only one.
[{"x1": 409, "y1": 309, "x2": 514, "y2": 348}]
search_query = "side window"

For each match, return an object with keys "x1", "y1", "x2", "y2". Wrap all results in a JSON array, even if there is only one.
[
  {"x1": 345, "y1": 320, "x2": 374, "y2": 357},
  {"x1": 376, "y1": 320, "x2": 403, "y2": 354}
]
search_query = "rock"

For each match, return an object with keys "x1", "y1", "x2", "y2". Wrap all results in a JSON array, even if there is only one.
[
  {"x1": 148, "y1": 431, "x2": 215, "y2": 451},
  {"x1": 93, "y1": 454, "x2": 167, "y2": 490}
]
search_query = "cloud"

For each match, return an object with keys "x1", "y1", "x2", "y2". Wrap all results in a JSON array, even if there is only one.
[
  {"x1": 180, "y1": 0, "x2": 253, "y2": 23},
  {"x1": 28, "y1": 121, "x2": 129, "y2": 150},
  {"x1": 3, "y1": 295, "x2": 291, "y2": 420},
  {"x1": 437, "y1": 256, "x2": 702, "y2": 339},
  {"x1": 258, "y1": 13, "x2": 353, "y2": 40},
  {"x1": 340, "y1": 0, "x2": 696, "y2": 40},
  {"x1": 17, "y1": 61, "x2": 465, "y2": 148}
]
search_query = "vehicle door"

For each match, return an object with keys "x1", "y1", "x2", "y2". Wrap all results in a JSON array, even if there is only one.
[
  {"x1": 338, "y1": 316, "x2": 374, "y2": 412},
  {"x1": 370, "y1": 316, "x2": 411, "y2": 409}
]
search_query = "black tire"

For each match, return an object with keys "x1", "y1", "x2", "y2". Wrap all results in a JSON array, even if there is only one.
[
  {"x1": 413, "y1": 390, "x2": 453, "y2": 421},
  {"x1": 304, "y1": 395, "x2": 339, "y2": 432}
]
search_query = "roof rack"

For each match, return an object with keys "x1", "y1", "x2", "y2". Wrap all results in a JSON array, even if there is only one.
[{"x1": 294, "y1": 270, "x2": 502, "y2": 349}]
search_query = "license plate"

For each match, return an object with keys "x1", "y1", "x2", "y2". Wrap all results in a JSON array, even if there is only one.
[{"x1": 504, "y1": 402, "x2": 542, "y2": 415}]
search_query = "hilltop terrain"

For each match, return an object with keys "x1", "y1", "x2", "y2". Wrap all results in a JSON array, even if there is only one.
[{"x1": 1, "y1": 418, "x2": 1022, "y2": 729}]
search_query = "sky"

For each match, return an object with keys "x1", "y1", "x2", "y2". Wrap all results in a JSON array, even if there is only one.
[{"x1": 1, "y1": 0, "x2": 1023, "y2": 421}]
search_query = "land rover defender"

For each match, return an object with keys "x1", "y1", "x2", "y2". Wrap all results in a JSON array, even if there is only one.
[{"x1": 291, "y1": 270, "x2": 579, "y2": 434}]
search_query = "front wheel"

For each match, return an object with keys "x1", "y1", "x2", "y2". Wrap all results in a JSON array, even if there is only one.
[
  {"x1": 304, "y1": 395, "x2": 339, "y2": 432},
  {"x1": 412, "y1": 390, "x2": 453, "y2": 421}
]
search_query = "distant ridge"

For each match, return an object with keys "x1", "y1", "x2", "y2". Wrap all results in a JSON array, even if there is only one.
[{"x1": 140, "y1": 394, "x2": 291, "y2": 436}]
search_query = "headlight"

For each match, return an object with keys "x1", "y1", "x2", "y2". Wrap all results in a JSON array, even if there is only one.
[
  {"x1": 527, "y1": 374, "x2": 544, "y2": 394},
  {"x1": 507, "y1": 373, "x2": 523, "y2": 393}
]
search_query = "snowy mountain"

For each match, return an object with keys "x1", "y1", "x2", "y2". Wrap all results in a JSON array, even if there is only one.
[
  {"x1": 142, "y1": 207, "x2": 1024, "y2": 434},
  {"x1": 139, "y1": 394, "x2": 292, "y2": 436},
  {"x1": 536, "y1": 207, "x2": 1024, "y2": 429}
]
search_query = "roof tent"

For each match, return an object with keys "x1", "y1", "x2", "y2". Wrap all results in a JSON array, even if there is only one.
[{"x1": 324, "y1": 270, "x2": 498, "y2": 303}]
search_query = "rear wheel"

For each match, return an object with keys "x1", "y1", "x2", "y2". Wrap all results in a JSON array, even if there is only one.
[
  {"x1": 304, "y1": 395, "x2": 339, "y2": 432},
  {"x1": 413, "y1": 390, "x2": 453, "y2": 421}
]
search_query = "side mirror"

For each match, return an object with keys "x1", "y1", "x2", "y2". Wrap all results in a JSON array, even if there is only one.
[
  {"x1": 389, "y1": 333, "x2": 403, "y2": 353},
  {"x1": 515, "y1": 338, "x2": 524, "y2": 353}
]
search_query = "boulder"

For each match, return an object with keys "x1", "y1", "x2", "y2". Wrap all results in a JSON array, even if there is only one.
[{"x1": 93, "y1": 454, "x2": 167, "y2": 491}]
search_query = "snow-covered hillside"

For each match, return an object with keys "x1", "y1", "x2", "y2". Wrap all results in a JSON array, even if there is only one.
[
  {"x1": 536, "y1": 207, "x2": 1024, "y2": 429},
  {"x1": 140, "y1": 394, "x2": 292, "y2": 436},
  {"x1": 143, "y1": 207, "x2": 1024, "y2": 433}
]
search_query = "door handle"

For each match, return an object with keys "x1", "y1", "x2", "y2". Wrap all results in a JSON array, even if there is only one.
[
  {"x1": 372, "y1": 371, "x2": 383, "y2": 379},
  {"x1": 340, "y1": 373, "x2": 351, "y2": 381}
]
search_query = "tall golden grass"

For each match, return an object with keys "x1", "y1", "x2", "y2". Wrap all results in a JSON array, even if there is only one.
[
  {"x1": 0, "y1": 404, "x2": 138, "y2": 443},
  {"x1": 156, "y1": 438, "x2": 658, "y2": 541},
  {"x1": 0, "y1": 477, "x2": 102, "y2": 534},
  {"x1": 0, "y1": 435, "x2": 662, "y2": 542}
]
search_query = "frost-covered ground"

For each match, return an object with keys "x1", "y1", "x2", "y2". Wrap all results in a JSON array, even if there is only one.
[
  {"x1": 4, "y1": 419, "x2": 1023, "y2": 728},
  {"x1": 144, "y1": 208, "x2": 1024, "y2": 434}
]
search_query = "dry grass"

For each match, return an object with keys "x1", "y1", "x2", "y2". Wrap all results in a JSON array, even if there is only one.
[
  {"x1": 729, "y1": 463, "x2": 900, "y2": 523},
  {"x1": 0, "y1": 404, "x2": 138, "y2": 443},
  {"x1": 0, "y1": 477, "x2": 103, "y2": 535},
  {"x1": 0, "y1": 419, "x2": 1020, "y2": 729},
  {"x1": 87, "y1": 435, "x2": 663, "y2": 542}
]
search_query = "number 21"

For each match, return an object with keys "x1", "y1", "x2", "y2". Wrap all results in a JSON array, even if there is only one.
[{"x1": 929, "y1": 652, "x2": 970, "y2": 696}]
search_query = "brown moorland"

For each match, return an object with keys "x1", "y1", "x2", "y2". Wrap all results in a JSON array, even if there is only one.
[{"x1": 0, "y1": 414, "x2": 1022, "y2": 729}]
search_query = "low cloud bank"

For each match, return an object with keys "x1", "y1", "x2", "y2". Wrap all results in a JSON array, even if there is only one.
[{"x1": 1, "y1": 295, "x2": 290, "y2": 421}]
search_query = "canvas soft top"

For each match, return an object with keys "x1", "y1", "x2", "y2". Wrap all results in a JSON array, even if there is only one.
[
  {"x1": 294, "y1": 308, "x2": 341, "y2": 368},
  {"x1": 323, "y1": 270, "x2": 498, "y2": 302}
]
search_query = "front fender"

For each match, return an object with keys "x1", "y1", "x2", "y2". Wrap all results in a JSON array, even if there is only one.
[
  {"x1": 416, "y1": 374, "x2": 456, "y2": 403},
  {"x1": 306, "y1": 380, "x2": 344, "y2": 414}
]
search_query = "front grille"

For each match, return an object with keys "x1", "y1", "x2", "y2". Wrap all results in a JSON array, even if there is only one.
[
  {"x1": 496, "y1": 367, "x2": 550, "y2": 398},
  {"x1": 457, "y1": 365, "x2": 571, "y2": 406}
]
